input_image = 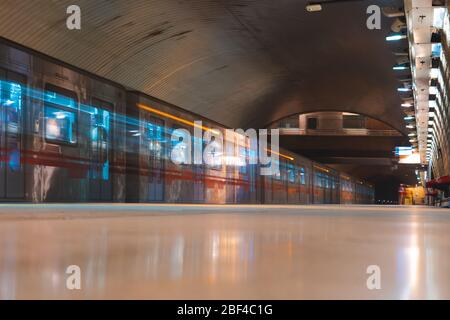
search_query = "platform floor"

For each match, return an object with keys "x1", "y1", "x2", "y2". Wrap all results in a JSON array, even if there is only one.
[{"x1": 0, "y1": 204, "x2": 449, "y2": 299}]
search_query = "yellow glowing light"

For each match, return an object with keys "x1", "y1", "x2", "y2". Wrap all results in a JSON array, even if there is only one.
[
  {"x1": 138, "y1": 103, "x2": 293, "y2": 161},
  {"x1": 314, "y1": 165, "x2": 329, "y2": 172},
  {"x1": 265, "y1": 148, "x2": 294, "y2": 161},
  {"x1": 137, "y1": 103, "x2": 219, "y2": 133}
]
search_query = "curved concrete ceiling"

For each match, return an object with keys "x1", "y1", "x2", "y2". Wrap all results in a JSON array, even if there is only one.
[{"x1": 0, "y1": 0, "x2": 407, "y2": 133}]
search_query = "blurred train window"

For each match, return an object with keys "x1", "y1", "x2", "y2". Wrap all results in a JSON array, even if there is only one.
[
  {"x1": 315, "y1": 172, "x2": 322, "y2": 187},
  {"x1": 148, "y1": 117, "x2": 165, "y2": 159},
  {"x1": 343, "y1": 114, "x2": 365, "y2": 129},
  {"x1": 300, "y1": 167, "x2": 306, "y2": 185},
  {"x1": 91, "y1": 98, "x2": 112, "y2": 181},
  {"x1": 44, "y1": 85, "x2": 78, "y2": 145},
  {"x1": 238, "y1": 144, "x2": 247, "y2": 174},
  {"x1": 307, "y1": 117, "x2": 317, "y2": 129},
  {"x1": 288, "y1": 164, "x2": 295, "y2": 183},
  {"x1": 203, "y1": 132, "x2": 222, "y2": 170},
  {"x1": 1, "y1": 80, "x2": 22, "y2": 134},
  {"x1": 0, "y1": 76, "x2": 24, "y2": 175},
  {"x1": 273, "y1": 161, "x2": 282, "y2": 180},
  {"x1": 44, "y1": 106, "x2": 77, "y2": 144},
  {"x1": 171, "y1": 126, "x2": 191, "y2": 165}
]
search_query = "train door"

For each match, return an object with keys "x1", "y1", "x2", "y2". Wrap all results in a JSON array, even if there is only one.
[
  {"x1": 193, "y1": 164, "x2": 204, "y2": 202},
  {"x1": 327, "y1": 176, "x2": 332, "y2": 203},
  {"x1": 299, "y1": 166, "x2": 306, "y2": 203},
  {"x1": 248, "y1": 163, "x2": 257, "y2": 203},
  {"x1": 285, "y1": 163, "x2": 293, "y2": 203},
  {"x1": 0, "y1": 69, "x2": 25, "y2": 200},
  {"x1": 317, "y1": 172, "x2": 326, "y2": 204},
  {"x1": 261, "y1": 166, "x2": 272, "y2": 204},
  {"x1": 313, "y1": 171, "x2": 319, "y2": 203},
  {"x1": 324, "y1": 174, "x2": 330, "y2": 204},
  {"x1": 237, "y1": 139, "x2": 250, "y2": 203},
  {"x1": 334, "y1": 176, "x2": 340, "y2": 204},
  {"x1": 147, "y1": 116, "x2": 164, "y2": 201},
  {"x1": 193, "y1": 127, "x2": 204, "y2": 203},
  {"x1": 89, "y1": 98, "x2": 113, "y2": 201},
  {"x1": 303, "y1": 166, "x2": 311, "y2": 204}
]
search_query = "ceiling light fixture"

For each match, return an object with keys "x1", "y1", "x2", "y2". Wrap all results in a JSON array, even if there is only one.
[
  {"x1": 305, "y1": 0, "x2": 364, "y2": 13},
  {"x1": 305, "y1": 3, "x2": 322, "y2": 12},
  {"x1": 393, "y1": 65, "x2": 409, "y2": 70},
  {"x1": 386, "y1": 34, "x2": 407, "y2": 41}
]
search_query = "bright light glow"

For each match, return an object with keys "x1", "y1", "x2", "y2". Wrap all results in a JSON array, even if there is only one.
[
  {"x1": 386, "y1": 34, "x2": 406, "y2": 41},
  {"x1": 393, "y1": 66, "x2": 408, "y2": 70},
  {"x1": 404, "y1": 116, "x2": 414, "y2": 120},
  {"x1": 264, "y1": 148, "x2": 294, "y2": 161},
  {"x1": 5, "y1": 99, "x2": 14, "y2": 106},
  {"x1": 429, "y1": 86, "x2": 438, "y2": 95},
  {"x1": 433, "y1": 7, "x2": 445, "y2": 28},
  {"x1": 305, "y1": 4, "x2": 322, "y2": 12},
  {"x1": 399, "y1": 152, "x2": 420, "y2": 164},
  {"x1": 402, "y1": 103, "x2": 413, "y2": 107},
  {"x1": 398, "y1": 88, "x2": 411, "y2": 92},
  {"x1": 223, "y1": 156, "x2": 246, "y2": 167},
  {"x1": 53, "y1": 111, "x2": 67, "y2": 120},
  {"x1": 46, "y1": 119, "x2": 60, "y2": 138},
  {"x1": 406, "y1": 125, "x2": 414, "y2": 128},
  {"x1": 430, "y1": 68, "x2": 439, "y2": 78},
  {"x1": 408, "y1": 133, "x2": 416, "y2": 136},
  {"x1": 432, "y1": 42, "x2": 442, "y2": 57},
  {"x1": 395, "y1": 146, "x2": 413, "y2": 156},
  {"x1": 137, "y1": 103, "x2": 220, "y2": 134}
]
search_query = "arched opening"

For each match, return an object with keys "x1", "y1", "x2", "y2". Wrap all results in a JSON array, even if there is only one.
[
  {"x1": 267, "y1": 111, "x2": 404, "y2": 136},
  {"x1": 270, "y1": 111, "x2": 418, "y2": 202}
]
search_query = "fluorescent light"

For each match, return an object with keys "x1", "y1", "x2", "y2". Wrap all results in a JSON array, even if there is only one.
[
  {"x1": 433, "y1": 7, "x2": 445, "y2": 28},
  {"x1": 398, "y1": 88, "x2": 411, "y2": 92},
  {"x1": 429, "y1": 86, "x2": 438, "y2": 94},
  {"x1": 386, "y1": 34, "x2": 406, "y2": 41},
  {"x1": 305, "y1": 4, "x2": 322, "y2": 12},
  {"x1": 393, "y1": 66, "x2": 408, "y2": 70},
  {"x1": 401, "y1": 103, "x2": 413, "y2": 107}
]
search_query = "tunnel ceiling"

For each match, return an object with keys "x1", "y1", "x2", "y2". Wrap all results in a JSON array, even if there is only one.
[{"x1": 0, "y1": 0, "x2": 406, "y2": 133}]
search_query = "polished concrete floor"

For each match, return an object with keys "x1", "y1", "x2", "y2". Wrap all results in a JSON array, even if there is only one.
[{"x1": 0, "y1": 204, "x2": 449, "y2": 299}]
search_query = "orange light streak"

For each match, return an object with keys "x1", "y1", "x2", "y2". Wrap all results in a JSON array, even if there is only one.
[{"x1": 137, "y1": 103, "x2": 216, "y2": 132}]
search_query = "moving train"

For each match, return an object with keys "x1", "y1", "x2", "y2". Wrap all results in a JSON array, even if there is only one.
[{"x1": 0, "y1": 38, "x2": 374, "y2": 204}]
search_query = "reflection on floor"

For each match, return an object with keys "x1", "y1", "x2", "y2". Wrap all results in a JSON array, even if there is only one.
[{"x1": 0, "y1": 204, "x2": 449, "y2": 299}]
